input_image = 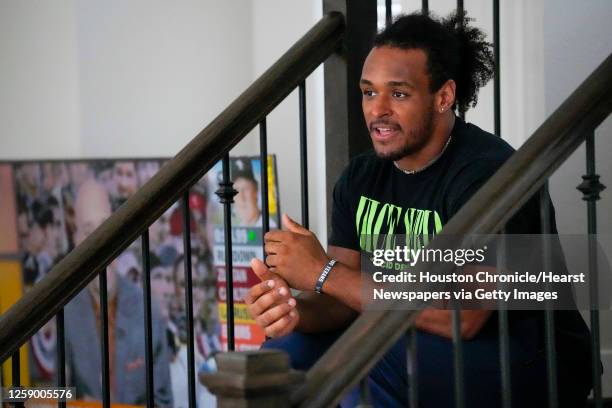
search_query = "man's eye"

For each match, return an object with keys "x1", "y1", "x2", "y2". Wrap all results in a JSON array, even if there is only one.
[
  {"x1": 362, "y1": 89, "x2": 375, "y2": 97},
  {"x1": 392, "y1": 91, "x2": 408, "y2": 98}
]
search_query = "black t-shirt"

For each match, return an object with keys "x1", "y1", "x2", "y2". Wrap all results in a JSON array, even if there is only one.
[{"x1": 330, "y1": 116, "x2": 523, "y2": 250}]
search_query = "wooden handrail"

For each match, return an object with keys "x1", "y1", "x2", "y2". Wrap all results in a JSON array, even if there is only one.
[
  {"x1": 291, "y1": 53, "x2": 612, "y2": 407},
  {"x1": 0, "y1": 12, "x2": 345, "y2": 363}
]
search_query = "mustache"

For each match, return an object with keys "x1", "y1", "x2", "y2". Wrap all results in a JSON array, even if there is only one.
[{"x1": 369, "y1": 119, "x2": 401, "y2": 131}]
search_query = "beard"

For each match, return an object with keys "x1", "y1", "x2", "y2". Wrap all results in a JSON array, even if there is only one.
[{"x1": 373, "y1": 102, "x2": 435, "y2": 162}]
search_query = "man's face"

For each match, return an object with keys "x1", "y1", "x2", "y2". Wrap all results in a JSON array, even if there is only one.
[
  {"x1": 360, "y1": 47, "x2": 436, "y2": 161},
  {"x1": 233, "y1": 177, "x2": 259, "y2": 224},
  {"x1": 113, "y1": 162, "x2": 138, "y2": 199}
]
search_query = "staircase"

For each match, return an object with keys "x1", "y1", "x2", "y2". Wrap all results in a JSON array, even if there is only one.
[{"x1": 1, "y1": 1, "x2": 611, "y2": 407}]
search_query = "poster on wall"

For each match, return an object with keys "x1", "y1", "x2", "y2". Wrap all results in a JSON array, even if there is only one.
[
  {"x1": 5, "y1": 156, "x2": 282, "y2": 406},
  {"x1": 207, "y1": 156, "x2": 280, "y2": 351},
  {"x1": 10, "y1": 160, "x2": 219, "y2": 407}
]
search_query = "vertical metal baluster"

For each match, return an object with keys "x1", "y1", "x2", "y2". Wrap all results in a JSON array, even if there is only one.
[
  {"x1": 452, "y1": 305, "x2": 465, "y2": 408},
  {"x1": 408, "y1": 328, "x2": 418, "y2": 408},
  {"x1": 540, "y1": 184, "x2": 558, "y2": 408},
  {"x1": 11, "y1": 350, "x2": 22, "y2": 408},
  {"x1": 11, "y1": 350, "x2": 20, "y2": 386},
  {"x1": 422, "y1": 0, "x2": 429, "y2": 15},
  {"x1": 141, "y1": 230, "x2": 154, "y2": 408},
  {"x1": 216, "y1": 155, "x2": 238, "y2": 351},
  {"x1": 358, "y1": 377, "x2": 372, "y2": 407},
  {"x1": 299, "y1": 81, "x2": 309, "y2": 229},
  {"x1": 456, "y1": 0, "x2": 466, "y2": 120},
  {"x1": 260, "y1": 119, "x2": 270, "y2": 235},
  {"x1": 57, "y1": 309, "x2": 66, "y2": 408},
  {"x1": 99, "y1": 269, "x2": 111, "y2": 408},
  {"x1": 182, "y1": 193, "x2": 197, "y2": 408},
  {"x1": 493, "y1": 0, "x2": 501, "y2": 137},
  {"x1": 577, "y1": 132, "x2": 605, "y2": 408},
  {"x1": 385, "y1": 0, "x2": 392, "y2": 26},
  {"x1": 457, "y1": 0, "x2": 464, "y2": 19},
  {"x1": 497, "y1": 231, "x2": 512, "y2": 408}
]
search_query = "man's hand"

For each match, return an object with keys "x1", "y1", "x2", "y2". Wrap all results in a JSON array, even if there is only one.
[
  {"x1": 245, "y1": 258, "x2": 299, "y2": 338},
  {"x1": 264, "y1": 214, "x2": 330, "y2": 291}
]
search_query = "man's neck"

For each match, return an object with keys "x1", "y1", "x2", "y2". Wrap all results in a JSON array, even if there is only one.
[{"x1": 394, "y1": 112, "x2": 456, "y2": 172}]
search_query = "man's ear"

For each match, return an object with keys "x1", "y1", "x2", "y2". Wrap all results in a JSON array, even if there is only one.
[{"x1": 435, "y1": 79, "x2": 456, "y2": 113}]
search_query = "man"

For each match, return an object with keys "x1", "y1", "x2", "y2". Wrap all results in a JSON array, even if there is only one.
[
  {"x1": 64, "y1": 179, "x2": 173, "y2": 406},
  {"x1": 245, "y1": 12, "x2": 593, "y2": 407},
  {"x1": 111, "y1": 161, "x2": 138, "y2": 210}
]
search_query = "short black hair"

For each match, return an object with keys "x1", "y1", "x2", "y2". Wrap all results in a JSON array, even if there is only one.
[
  {"x1": 31, "y1": 200, "x2": 54, "y2": 228},
  {"x1": 374, "y1": 11, "x2": 494, "y2": 113}
]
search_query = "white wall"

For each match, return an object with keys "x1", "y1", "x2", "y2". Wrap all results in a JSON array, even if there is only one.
[
  {"x1": 0, "y1": 0, "x2": 254, "y2": 160},
  {"x1": 0, "y1": 0, "x2": 81, "y2": 158},
  {"x1": 74, "y1": 0, "x2": 254, "y2": 158}
]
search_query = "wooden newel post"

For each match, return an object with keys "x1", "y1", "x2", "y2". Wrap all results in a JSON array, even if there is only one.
[{"x1": 200, "y1": 349, "x2": 305, "y2": 407}]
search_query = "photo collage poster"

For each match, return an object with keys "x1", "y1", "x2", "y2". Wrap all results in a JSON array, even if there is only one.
[{"x1": 0, "y1": 155, "x2": 280, "y2": 406}]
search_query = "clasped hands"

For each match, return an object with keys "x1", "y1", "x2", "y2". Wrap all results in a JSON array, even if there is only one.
[{"x1": 245, "y1": 214, "x2": 329, "y2": 338}]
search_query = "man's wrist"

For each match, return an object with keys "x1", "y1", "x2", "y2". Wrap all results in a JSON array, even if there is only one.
[{"x1": 314, "y1": 259, "x2": 337, "y2": 294}]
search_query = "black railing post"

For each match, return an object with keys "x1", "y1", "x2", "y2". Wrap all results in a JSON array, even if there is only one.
[
  {"x1": 215, "y1": 155, "x2": 239, "y2": 351},
  {"x1": 323, "y1": 0, "x2": 377, "y2": 227},
  {"x1": 408, "y1": 329, "x2": 418, "y2": 408},
  {"x1": 181, "y1": 192, "x2": 197, "y2": 408},
  {"x1": 496, "y1": 231, "x2": 512, "y2": 408},
  {"x1": 11, "y1": 351, "x2": 20, "y2": 386},
  {"x1": 456, "y1": 0, "x2": 466, "y2": 120},
  {"x1": 540, "y1": 184, "x2": 558, "y2": 408},
  {"x1": 452, "y1": 306, "x2": 465, "y2": 408},
  {"x1": 577, "y1": 131, "x2": 605, "y2": 408},
  {"x1": 493, "y1": 0, "x2": 501, "y2": 137},
  {"x1": 298, "y1": 81, "x2": 310, "y2": 229},
  {"x1": 11, "y1": 350, "x2": 22, "y2": 408},
  {"x1": 56, "y1": 309, "x2": 66, "y2": 408},
  {"x1": 422, "y1": 0, "x2": 429, "y2": 16},
  {"x1": 259, "y1": 119, "x2": 270, "y2": 235},
  {"x1": 359, "y1": 377, "x2": 372, "y2": 407},
  {"x1": 99, "y1": 269, "x2": 111, "y2": 408},
  {"x1": 141, "y1": 230, "x2": 155, "y2": 408}
]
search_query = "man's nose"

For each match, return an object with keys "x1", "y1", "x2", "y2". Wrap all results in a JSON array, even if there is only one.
[{"x1": 370, "y1": 95, "x2": 392, "y2": 118}]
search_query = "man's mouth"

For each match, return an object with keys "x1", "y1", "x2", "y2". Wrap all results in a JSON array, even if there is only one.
[{"x1": 371, "y1": 125, "x2": 400, "y2": 141}]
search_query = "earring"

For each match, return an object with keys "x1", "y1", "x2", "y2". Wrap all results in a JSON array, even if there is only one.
[{"x1": 439, "y1": 107, "x2": 445, "y2": 113}]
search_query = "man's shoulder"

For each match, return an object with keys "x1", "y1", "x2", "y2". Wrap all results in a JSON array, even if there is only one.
[{"x1": 453, "y1": 119, "x2": 515, "y2": 164}]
